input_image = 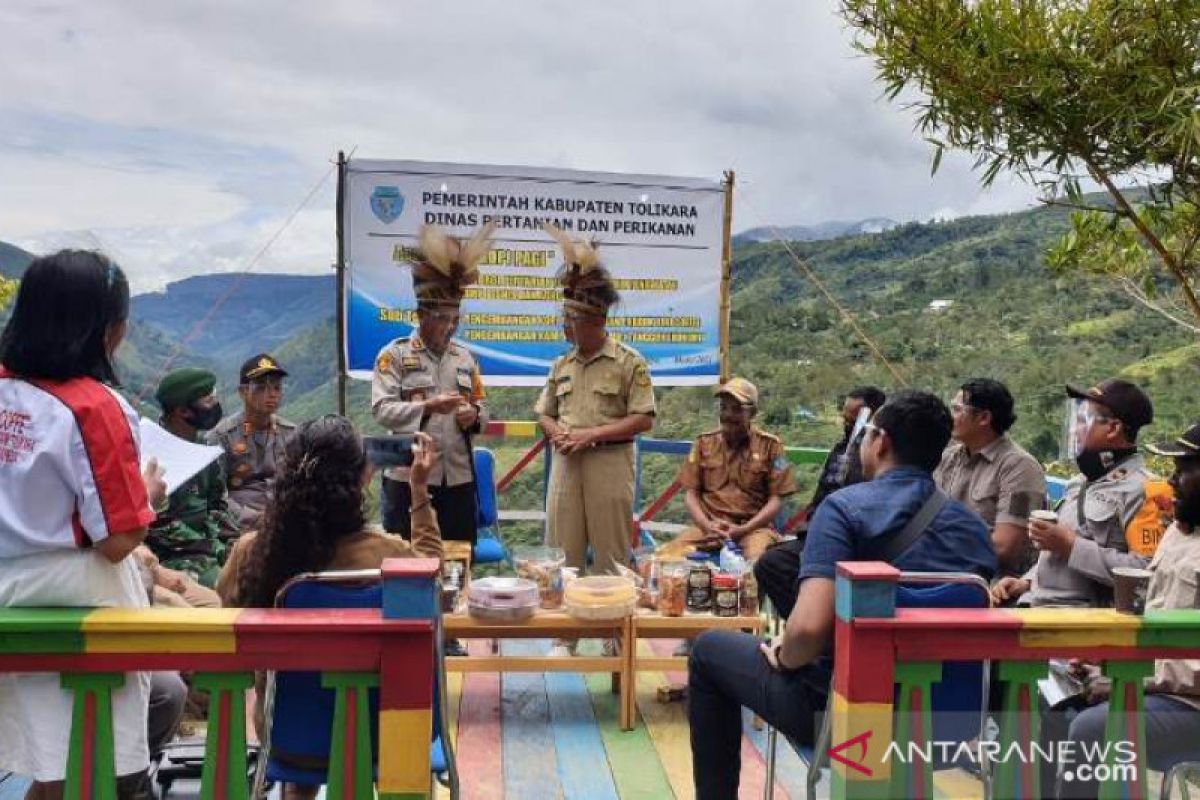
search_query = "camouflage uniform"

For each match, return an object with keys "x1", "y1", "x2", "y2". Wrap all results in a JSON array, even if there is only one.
[
  {"x1": 145, "y1": 438, "x2": 238, "y2": 588},
  {"x1": 207, "y1": 411, "x2": 296, "y2": 530}
]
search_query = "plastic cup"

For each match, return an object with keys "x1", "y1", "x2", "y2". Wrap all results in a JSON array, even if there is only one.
[
  {"x1": 1029, "y1": 509, "x2": 1057, "y2": 550},
  {"x1": 1112, "y1": 567, "x2": 1153, "y2": 615}
]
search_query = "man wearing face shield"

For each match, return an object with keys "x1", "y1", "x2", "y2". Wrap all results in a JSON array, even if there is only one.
[
  {"x1": 145, "y1": 367, "x2": 238, "y2": 591},
  {"x1": 992, "y1": 379, "x2": 1167, "y2": 607},
  {"x1": 659, "y1": 377, "x2": 796, "y2": 562},
  {"x1": 372, "y1": 223, "x2": 492, "y2": 543}
]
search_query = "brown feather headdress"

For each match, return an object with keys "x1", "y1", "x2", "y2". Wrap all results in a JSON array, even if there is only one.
[
  {"x1": 541, "y1": 222, "x2": 620, "y2": 316},
  {"x1": 408, "y1": 221, "x2": 497, "y2": 308}
]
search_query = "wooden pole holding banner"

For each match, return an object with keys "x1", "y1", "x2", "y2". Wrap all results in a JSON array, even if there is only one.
[
  {"x1": 335, "y1": 150, "x2": 348, "y2": 416},
  {"x1": 718, "y1": 170, "x2": 735, "y2": 383}
]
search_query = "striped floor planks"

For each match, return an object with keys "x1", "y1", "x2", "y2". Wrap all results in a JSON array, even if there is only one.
[
  {"x1": 456, "y1": 639, "x2": 504, "y2": 800},
  {"x1": 499, "y1": 639, "x2": 561, "y2": 799},
  {"x1": 545, "y1": 671, "x2": 619, "y2": 800}
]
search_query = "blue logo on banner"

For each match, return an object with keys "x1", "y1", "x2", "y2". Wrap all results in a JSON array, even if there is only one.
[{"x1": 370, "y1": 186, "x2": 404, "y2": 224}]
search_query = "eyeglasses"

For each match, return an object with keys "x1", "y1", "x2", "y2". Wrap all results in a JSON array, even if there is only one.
[
  {"x1": 949, "y1": 402, "x2": 979, "y2": 415},
  {"x1": 245, "y1": 377, "x2": 284, "y2": 393},
  {"x1": 864, "y1": 422, "x2": 886, "y2": 439}
]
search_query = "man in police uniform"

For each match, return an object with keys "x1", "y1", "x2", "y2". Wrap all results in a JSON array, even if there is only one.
[
  {"x1": 145, "y1": 367, "x2": 237, "y2": 592},
  {"x1": 207, "y1": 354, "x2": 296, "y2": 530},
  {"x1": 372, "y1": 223, "x2": 492, "y2": 541},
  {"x1": 660, "y1": 377, "x2": 796, "y2": 562},
  {"x1": 992, "y1": 378, "x2": 1169, "y2": 607},
  {"x1": 535, "y1": 224, "x2": 656, "y2": 577}
]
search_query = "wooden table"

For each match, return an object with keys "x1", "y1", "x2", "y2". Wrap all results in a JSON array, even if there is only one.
[
  {"x1": 441, "y1": 609, "x2": 765, "y2": 731},
  {"x1": 627, "y1": 612, "x2": 765, "y2": 728},
  {"x1": 443, "y1": 611, "x2": 634, "y2": 728}
]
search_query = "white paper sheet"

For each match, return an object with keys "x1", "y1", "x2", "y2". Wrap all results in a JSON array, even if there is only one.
[{"x1": 138, "y1": 418, "x2": 224, "y2": 496}]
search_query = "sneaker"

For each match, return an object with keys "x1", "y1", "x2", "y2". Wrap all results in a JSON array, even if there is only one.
[
  {"x1": 444, "y1": 639, "x2": 468, "y2": 657},
  {"x1": 601, "y1": 639, "x2": 620, "y2": 657}
]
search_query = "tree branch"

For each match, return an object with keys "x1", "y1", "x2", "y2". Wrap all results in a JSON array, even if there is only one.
[{"x1": 1116, "y1": 276, "x2": 1200, "y2": 333}]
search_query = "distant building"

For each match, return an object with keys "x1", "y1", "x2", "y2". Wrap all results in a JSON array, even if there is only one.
[{"x1": 927, "y1": 299, "x2": 953, "y2": 313}]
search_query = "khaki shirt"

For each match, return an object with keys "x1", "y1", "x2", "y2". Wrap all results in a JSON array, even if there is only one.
[
  {"x1": 371, "y1": 334, "x2": 489, "y2": 487},
  {"x1": 1144, "y1": 523, "x2": 1200, "y2": 706},
  {"x1": 1027, "y1": 455, "x2": 1157, "y2": 608},
  {"x1": 678, "y1": 427, "x2": 797, "y2": 525},
  {"x1": 935, "y1": 437, "x2": 1046, "y2": 576},
  {"x1": 533, "y1": 337, "x2": 657, "y2": 428},
  {"x1": 207, "y1": 411, "x2": 296, "y2": 529}
]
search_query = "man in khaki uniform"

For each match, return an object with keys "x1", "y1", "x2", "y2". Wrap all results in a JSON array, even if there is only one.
[
  {"x1": 992, "y1": 379, "x2": 1169, "y2": 608},
  {"x1": 935, "y1": 378, "x2": 1046, "y2": 579},
  {"x1": 536, "y1": 224, "x2": 655, "y2": 576},
  {"x1": 372, "y1": 223, "x2": 494, "y2": 542},
  {"x1": 660, "y1": 377, "x2": 796, "y2": 562},
  {"x1": 207, "y1": 353, "x2": 296, "y2": 530}
]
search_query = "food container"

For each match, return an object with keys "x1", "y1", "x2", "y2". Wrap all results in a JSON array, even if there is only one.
[
  {"x1": 657, "y1": 561, "x2": 687, "y2": 616},
  {"x1": 712, "y1": 573, "x2": 739, "y2": 617},
  {"x1": 686, "y1": 552, "x2": 714, "y2": 614},
  {"x1": 564, "y1": 576, "x2": 637, "y2": 621},
  {"x1": 513, "y1": 546, "x2": 566, "y2": 609},
  {"x1": 739, "y1": 565, "x2": 759, "y2": 617},
  {"x1": 466, "y1": 576, "x2": 540, "y2": 622}
]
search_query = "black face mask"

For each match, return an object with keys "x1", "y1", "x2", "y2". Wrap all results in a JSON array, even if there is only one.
[
  {"x1": 1074, "y1": 446, "x2": 1137, "y2": 482},
  {"x1": 187, "y1": 402, "x2": 223, "y2": 431}
]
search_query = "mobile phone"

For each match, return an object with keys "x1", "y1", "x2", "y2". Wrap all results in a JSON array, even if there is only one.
[{"x1": 363, "y1": 434, "x2": 417, "y2": 467}]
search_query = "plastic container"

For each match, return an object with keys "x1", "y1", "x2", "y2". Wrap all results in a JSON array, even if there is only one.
[
  {"x1": 564, "y1": 576, "x2": 637, "y2": 621},
  {"x1": 657, "y1": 560, "x2": 687, "y2": 617},
  {"x1": 740, "y1": 565, "x2": 759, "y2": 617},
  {"x1": 686, "y1": 552, "x2": 714, "y2": 614},
  {"x1": 712, "y1": 573, "x2": 740, "y2": 617},
  {"x1": 466, "y1": 576, "x2": 540, "y2": 622},
  {"x1": 513, "y1": 545, "x2": 566, "y2": 609}
]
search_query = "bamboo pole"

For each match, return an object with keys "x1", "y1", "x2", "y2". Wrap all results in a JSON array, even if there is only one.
[{"x1": 719, "y1": 170, "x2": 735, "y2": 383}]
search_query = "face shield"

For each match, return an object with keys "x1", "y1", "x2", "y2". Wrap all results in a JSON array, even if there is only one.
[{"x1": 1065, "y1": 398, "x2": 1115, "y2": 459}]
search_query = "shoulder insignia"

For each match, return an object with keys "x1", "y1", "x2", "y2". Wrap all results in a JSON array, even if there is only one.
[
  {"x1": 410, "y1": 338, "x2": 425, "y2": 352},
  {"x1": 232, "y1": 441, "x2": 248, "y2": 455},
  {"x1": 376, "y1": 352, "x2": 393, "y2": 373},
  {"x1": 1112, "y1": 468, "x2": 1128, "y2": 480},
  {"x1": 633, "y1": 363, "x2": 652, "y2": 387}
]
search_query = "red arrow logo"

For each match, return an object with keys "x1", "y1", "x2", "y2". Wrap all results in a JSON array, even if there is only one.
[{"x1": 828, "y1": 730, "x2": 874, "y2": 777}]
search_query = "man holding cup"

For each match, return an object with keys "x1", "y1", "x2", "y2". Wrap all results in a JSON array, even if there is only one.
[{"x1": 992, "y1": 379, "x2": 1167, "y2": 607}]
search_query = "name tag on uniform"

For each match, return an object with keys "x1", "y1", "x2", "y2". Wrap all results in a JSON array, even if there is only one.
[{"x1": 402, "y1": 356, "x2": 421, "y2": 371}]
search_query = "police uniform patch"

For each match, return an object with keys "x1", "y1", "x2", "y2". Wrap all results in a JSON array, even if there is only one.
[
  {"x1": 233, "y1": 441, "x2": 248, "y2": 455},
  {"x1": 634, "y1": 365, "x2": 651, "y2": 387},
  {"x1": 376, "y1": 353, "x2": 393, "y2": 373}
]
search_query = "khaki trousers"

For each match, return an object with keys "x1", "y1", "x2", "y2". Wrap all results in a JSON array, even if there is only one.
[
  {"x1": 657, "y1": 526, "x2": 780, "y2": 562},
  {"x1": 546, "y1": 444, "x2": 634, "y2": 576}
]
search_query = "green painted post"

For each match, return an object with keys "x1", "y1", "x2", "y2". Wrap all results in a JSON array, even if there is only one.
[
  {"x1": 994, "y1": 662, "x2": 1047, "y2": 800},
  {"x1": 1097, "y1": 661, "x2": 1153, "y2": 800},
  {"x1": 62, "y1": 673, "x2": 124, "y2": 800},
  {"x1": 891, "y1": 662, "x2": 941, "y2": 799},
  {"x1": 194, "y1": 672, "x2": 254, "y2": 800},
  {"x1": 323, "y1": 672, "x2": 379, "y2": 800}
]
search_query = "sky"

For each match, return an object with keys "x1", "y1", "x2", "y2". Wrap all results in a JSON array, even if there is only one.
[{"x1": 0, "y1": 0, "x2": 1041, "y2": 292}]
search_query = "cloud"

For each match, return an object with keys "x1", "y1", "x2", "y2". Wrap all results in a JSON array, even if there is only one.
[{"x1": 0, "y1": 0, "x2": 1039, "y2": 291}]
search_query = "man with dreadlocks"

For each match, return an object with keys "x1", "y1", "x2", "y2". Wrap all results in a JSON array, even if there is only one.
[
  {"x1": 535, "y1": 223, "x2": 656, "y2": 584},
  {"x1": 372, "y1": 223, "x2": 493, "y2": 546}
]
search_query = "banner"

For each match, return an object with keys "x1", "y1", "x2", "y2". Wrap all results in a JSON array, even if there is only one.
[{"x1": 342, "y1": 159, "x2": 727, "y2": 386}]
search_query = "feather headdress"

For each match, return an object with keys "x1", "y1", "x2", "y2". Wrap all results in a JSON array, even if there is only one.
[
  {"x1": 408, "y1": 221, "x2": 497, "y2": 307},
  {"x1": 541, "y1": 222, "x2": 620, "y2": 316}
]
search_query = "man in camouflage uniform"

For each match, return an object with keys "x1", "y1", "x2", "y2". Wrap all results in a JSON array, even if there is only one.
[
  {"x1": 372, "y1": 223, "x2": 493, "y2": 542},
  {"x1": 659, "y1": 377, "x2": 797, "y2": 563},
  {"x1": 207, "y1": 354, "x2": 296, "y2": 530},
  {"x1": 536, "y1": 224, "x2": 656, "y2": 577},
  {"x1": 146, "y1": 368, "x2": 239, "y2": 589},
  {"x1": 992, "y1": 379, "x2": 1170, "y2": 607}
]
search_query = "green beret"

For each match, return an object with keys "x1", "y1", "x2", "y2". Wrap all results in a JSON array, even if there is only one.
[{"x1": 155, "y1": 368, "x2": 217, "y2": 411}]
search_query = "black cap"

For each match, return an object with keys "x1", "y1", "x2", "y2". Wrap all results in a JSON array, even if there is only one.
[
  {"x1": 1065, "y1": 378, "x2": 1154, "y2": 431},
  {"x1": 1146, "y1": 423, "x2": 1200, "y2": 458},
  {"x1": 239, "y1": 353, "x2": 288, "y2": 384}
]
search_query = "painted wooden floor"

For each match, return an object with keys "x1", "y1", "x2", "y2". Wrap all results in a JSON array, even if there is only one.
[{"x1": 0, "y1": 639, "x2": 990, "y2": 800}]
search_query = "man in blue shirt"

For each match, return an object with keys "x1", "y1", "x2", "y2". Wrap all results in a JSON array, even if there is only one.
[{"x1": 687, "y1": 390, "x2": 996, "y2": 798}]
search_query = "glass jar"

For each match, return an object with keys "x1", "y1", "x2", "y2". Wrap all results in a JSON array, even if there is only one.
[
  {"x1": 712, "y1": 573, "x2": 739, "y2": 617},
  {"x1": 657, "y1": 560, "x2": 688, "y2": 617},
  {"x1": 686, "y1": 552, "x2": 713, "y2": 614}
]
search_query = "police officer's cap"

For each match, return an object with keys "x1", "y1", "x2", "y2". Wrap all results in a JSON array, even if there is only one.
[
  {"x1": 156, "y1": 368, "x2": 217, "y2": 412},
  {"x1": 1065, "y1": 378, "x2": 1153, "y2": 431},
  {"x1": 1146, "y1": 422, "x2": 1200, "y2": 458},
  {"x1": 239, "y1": 354, "x2": 289, "y2": 384}
]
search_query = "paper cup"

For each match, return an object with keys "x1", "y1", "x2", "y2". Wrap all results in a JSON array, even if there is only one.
[
  {"x1": 1112, "y1": 567, "x2": 1153, "y2": 615},
  {"x1": 1028, "y1": 510, "x2": 1057, "y2": 550}
]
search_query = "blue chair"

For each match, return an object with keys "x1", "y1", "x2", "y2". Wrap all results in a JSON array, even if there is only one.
[
  {"x1": 252, "y1": 569, "x2": 457, "y2": 799},
  {"x1": 473, "y1": 447, "x2": 507, "y2": 565},
  {"x1": 763, "y1": 571, "x2": 992, "y2": 800}
]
